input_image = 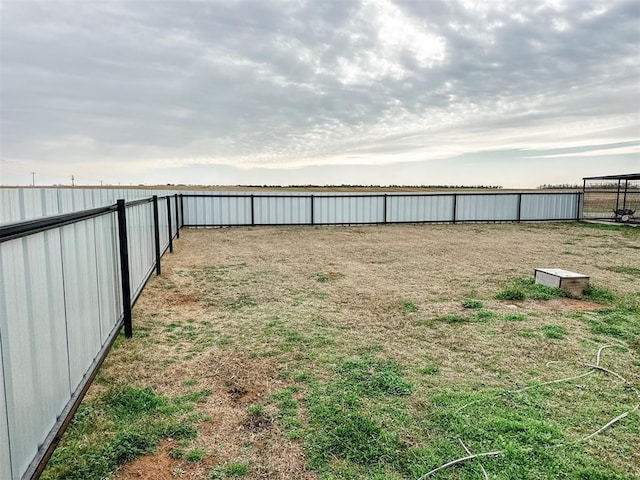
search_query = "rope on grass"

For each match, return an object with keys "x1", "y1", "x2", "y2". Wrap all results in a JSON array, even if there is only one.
[
  {"x1": 458, "y1": 438, "x2": 489, "y2": 480},
  {"x1": 416, "y1": 451, "x2": 503, "y2": 479},
  {"x1": 580, "y1": 407, "x2": 638, "y2": 442},
  {"x1": 425, "y1": 345, "x2": 638, "y2": 479}
]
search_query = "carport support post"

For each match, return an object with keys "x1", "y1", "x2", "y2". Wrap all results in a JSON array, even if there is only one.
[
  {"x1": 166, "y1": 196, "x2": 173, "y2": 253},
  {"x1": 623, "y1": 180, "x2": 629, "y2": 210},
  {"x1": 615, "y1": 179, "x2": 621, "y2": 211},
  {"x1": 152, "y1": 196, "x2": 161, "y2": 275},
  {"x1": 116, "y1": 199, "x2": 133, "y2": 338}
]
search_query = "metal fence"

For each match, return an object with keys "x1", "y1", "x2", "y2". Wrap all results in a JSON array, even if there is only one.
[
  {"x1": 181, "y1": 191, "x2": 583, "y2": 226},
  {"x1": 0, "y1": 194, "x2": 180, "y2": 480},
  {"x1": 0, "y1": 186, "x2": 584, "y2": 480},
  {"x1": 0, "y1": 187, "x2": 179, "y2": 225}
]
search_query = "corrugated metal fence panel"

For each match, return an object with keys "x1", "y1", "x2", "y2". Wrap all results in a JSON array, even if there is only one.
[
  {"x1": 93, "y1": 213, "x2": 123, "y2": 343},
  {"x1": 254, "y1": 196, "x2": 311, "y2": 224},
  {"x1": 521, "y1": 193, "x2": 578, "y2": 220},
  {"x1": 0, "y1": 232, "x2": 70, "y2": 480},
  {"x1": 314, "y1": 196, "x2": 384, "y2": 224},
  {"x1": 184, "y1": 196, "x2": 252, "y2": 226},
  {"x1": 0, "y1": 188, "x2": 181, "y2": 224},
  {"x1": 60, "y1": 220, "x2": 103, "y2": 392},
  {"x1": 0, "y1": 336, "x2": 10, "y2": 480},
  {"x1": 388, "y1": 195, "x2": 455, "y2": 222},
  {"x1": 158, "y1": 199, "x2": 170, "y2": 252},
  {"x1": 126, "y1": 202, "x2": 155, "y2": 301},
  {"x1": 456, "y1": 194, "x2": 519, "y2": 221}
]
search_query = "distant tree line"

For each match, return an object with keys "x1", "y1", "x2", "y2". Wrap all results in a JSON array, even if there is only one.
[{"x1": 239, "y1": 184, "x2": 504, "y2": 189}]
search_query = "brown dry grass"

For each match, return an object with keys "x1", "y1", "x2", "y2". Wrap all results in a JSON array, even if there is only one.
[{"x1": 92, "y1": 222, "x2": 639, "y2": 479}]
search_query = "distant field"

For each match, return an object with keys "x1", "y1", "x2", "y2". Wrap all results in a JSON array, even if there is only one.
[{"x1": 44, "y1": 222, "x2": 639, "y2": 480}]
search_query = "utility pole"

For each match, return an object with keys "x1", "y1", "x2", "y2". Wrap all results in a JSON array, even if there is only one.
[{"x1": 31, "y1": 172, "x2": 35, "y2": 186}]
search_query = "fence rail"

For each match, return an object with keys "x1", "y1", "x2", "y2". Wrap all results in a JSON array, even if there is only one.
[{"x1": 0, "y1": 195, "x2": 179, "y2": 480}]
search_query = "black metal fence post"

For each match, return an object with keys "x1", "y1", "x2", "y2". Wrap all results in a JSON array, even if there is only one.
[
  {"x1": 179, "y1": 194, "x2": 185, "y2": 228},
  {"x1": 174, "y1": 194, "x2": 180, "y2": 239},
  {"x1": 152, "y1": 196, "x2": 161, "y2": 275},
  {"x1": 576, "y1": 192, "x2": 582, "y2": 221},
  {"x1": 383, "y1": 194, "x2": 388, "y2": 224},
  {"x1": 250, "y1": 194, "x2": 255, "y2": 226},
  {"x1": 166, "y1": 196, "x2": 173, "y2": 253},
  {"x1": 310, "y1": 195, "x2": 315, "y2": 225},
  {"x1": 116, "y1": 199, "x2": 133, "y2": 338},
  {"x1": 452, "y1": 193, "x2": 457, "y2": 224},
  {"x1": 517, "y1": 193, "x2": 522, "y2": 223}
]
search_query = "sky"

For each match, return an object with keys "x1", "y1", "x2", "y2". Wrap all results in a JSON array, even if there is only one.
[{"x1": 1, "y1": 0, "x2": 639, "y2": 188}]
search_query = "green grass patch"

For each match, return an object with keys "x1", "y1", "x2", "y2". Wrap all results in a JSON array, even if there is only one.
[
  {"x1": 496, "y1": 277, "x2": 566, "y2": 301},
  {"x1": 437, "y1": 313, "x2": 467, "y2": 324},
  {"x1": 606, "y1": 265, "x2": 640, "y2": 277},
  {"x1": 504, "y1": 313, "x2": 527, "y2": 322},
  {"x1": 42, "y1": 386, "x2": 202, "y2": 480},
  {"x1": 581, "y1": 285, "x2": 616, "y2": 304},
  {"x1": 474, "y1": 308, "x2": 498, "y2": 322},
  {"x1": 401, "y1": 300, "x2": 419, "y2": 313},
  {"x1": 418, "y1": 364, "x2": 440, "y2": 376},
  {"x1": 574, "y1": 304, "x2": 640, "y2": 348},
  {"x1": 540, "y1": 325, "x2": 568, "y2": 339},
  {"x1": 184, "y1": 447, "x2": 207, "y2": 463},
  {"x1": 224, "y1": 294, "x2": 257, "y2": 310},
  {"x1": 462, "y1": 298, "x2": 483, "y2": 309},
  {"x1": 210, "y1": 462, "x2": 250, "y2": 479}
]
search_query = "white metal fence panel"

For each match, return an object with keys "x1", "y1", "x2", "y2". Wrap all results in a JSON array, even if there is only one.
[
  {"x1": 60, "y1": 221, "x2": 103, "y2": 392},
  {"x1": 0, "y1": 193, "x2": 181, "y2": 480},
  {"x1": 254, "y1": 196, "x2": 311, "y2": 224},
  {"x1": 184, "y1": 196, "x2": 252, "y2": 226},
  {"x1": 0, "y1": 336, "x2": 10, "y2": 480},
  {"x1": 0, "y1": 232, "x2": 70, "y2": 480},
  {"x1": 0, "y1": 188, "x2": 178, "y2": 224},
  {"x1": 158, "y1": 199, "x2": 170, "y2": 253},
  {"x1": 388, "y1": 194, "x2": 455, "y2": 222},
  {"x1": 521, "y1": 193, "x2": 578, "y2": 220},
  {"x1": 126, "y1": 203, "x2": 155, "y2": 302},
  {"x1": 456, "y1": 194, "x2": 519, "y2": 221},
  {"x1": 92, "y1": 213, "x2": 123, "y2": 344},
  {"x1": 314, "y1": 196, "x2": 384, "y2": 224}
]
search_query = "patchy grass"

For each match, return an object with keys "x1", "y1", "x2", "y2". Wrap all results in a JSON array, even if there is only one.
[
  {"x1": 605, "y1": 265, "x2": 640, "y2": 277},
  {"x1": 45, "y1": 224, "x2": 640, "y2": 480},
  {"x1": 41, "y1": 386, "x2": 204, "y2": 480}
]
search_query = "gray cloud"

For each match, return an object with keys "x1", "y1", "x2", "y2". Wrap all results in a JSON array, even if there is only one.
[{"x1": 1, "y1": 0, "x2": 638, "y2": 186}]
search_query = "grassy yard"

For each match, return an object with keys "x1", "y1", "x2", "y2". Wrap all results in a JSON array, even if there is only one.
[{"x1": 43, "y1": 222, "x2": 640, "y2": 479}]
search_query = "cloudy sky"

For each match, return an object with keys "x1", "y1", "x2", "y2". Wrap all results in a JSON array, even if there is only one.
[{"x1": 1, "y1": 0, "x2": 638, "y2": 187}]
